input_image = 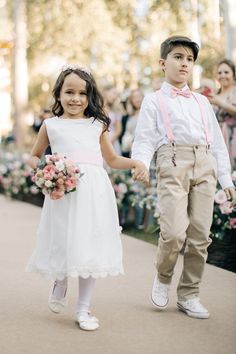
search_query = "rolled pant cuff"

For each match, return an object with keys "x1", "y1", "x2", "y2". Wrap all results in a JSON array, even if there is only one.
[{"x1": 158, "y1": 275, "x2": 172, "y2": 285}]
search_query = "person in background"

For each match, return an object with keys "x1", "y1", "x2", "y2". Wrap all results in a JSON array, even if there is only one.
[
  {"x1": 121, "y1": 89, "x2": 144, "y2": 157},
  {"x1": 208, "y1": 59, "x2": 236, "y2": 166},
  {"x1": 32, "y1": 108, "x2": 52, "y2": 133},
  {"x1": 197, "y1": 78, "x2": 215, "y2": 98},
  {"x1": 32, "y1": 108, "x2": 52, "y2": 154},
  {"x1": 121, "y1": 88, "x2": 145, "y2": 229},
  {"x1": 103, "y1": 85, "x2": 122, "y2": 154}
]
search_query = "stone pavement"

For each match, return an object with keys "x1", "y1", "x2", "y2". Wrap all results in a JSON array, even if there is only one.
[{"x1": 0, "y1": 195, "x2": 236, "y2": 354}]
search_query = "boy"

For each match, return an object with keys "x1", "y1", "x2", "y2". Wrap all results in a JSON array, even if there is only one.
[{"x1": 132, "y1": 36, "x2": 236, "y2": 319}]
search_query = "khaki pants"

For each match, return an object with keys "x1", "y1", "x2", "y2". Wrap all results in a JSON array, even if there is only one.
[{"x1": 156, "y1": 144, "x2": 217, "y2": 301}]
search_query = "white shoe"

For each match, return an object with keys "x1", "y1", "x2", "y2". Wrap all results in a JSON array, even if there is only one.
[
  {"x1": 48, "y1": 282, "x2": 67, "y2": 314},
  {"x1": 150, "y1": 276, "x2": 169, "y2": 310},
  {"x1": 76, "y1": 313, "x2": 99, "y2": 331},
  {"x1": 177, "y1": 298, "x2": 210, "y2": 319},
  {"x1": 48, "y1": 296, "x2": 67, "y2": 314}
]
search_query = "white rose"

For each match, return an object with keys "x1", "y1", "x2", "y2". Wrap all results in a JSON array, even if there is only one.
[
  {"x1": 45, "y1": 180, "x2": 53, "y2": 188},
  {"x1": 0, "y1": 165, "x2": 7, "y2": 174},
  {"x1": 55, "y1": 160, "x2": 65, "y2": 172},
  {"x1": 36, "y1": 178, "x2": 45, "y2": 187}
]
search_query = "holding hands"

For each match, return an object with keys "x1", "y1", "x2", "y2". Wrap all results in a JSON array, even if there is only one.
[
  {"x1": 132, "y1": 160, "x2": 149, "y2": 185},
  {"x1": 224, "y1": 187, "x2": 236, "y2": 208}
]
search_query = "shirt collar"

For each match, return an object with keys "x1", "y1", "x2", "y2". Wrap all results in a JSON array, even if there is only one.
[{"x1": 160, "y1": 81, "x2": 190, "y2": 97}]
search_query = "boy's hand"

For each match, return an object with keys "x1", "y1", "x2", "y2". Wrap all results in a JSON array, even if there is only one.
[
  {"x1": 132, "y1": 161, "x2": 149, "y2": 185},
  {"x1": 224, "y1": 187, "x2": 236, "y2": 208}
]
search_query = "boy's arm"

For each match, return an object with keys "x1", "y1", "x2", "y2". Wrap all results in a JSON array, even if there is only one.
[
  {"x1": 131, "y1": 94, "x2": 159, "y2": 171},
  {"x1": 206, "y1": 99, "x2": 234, "y2": 190}
]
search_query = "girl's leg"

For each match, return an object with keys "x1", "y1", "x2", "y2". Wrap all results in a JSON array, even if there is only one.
[
  {"x1": 52, "y1": 277, "x2": 68, "y2": 299},
  {"x1": 48, "y1": 277, "x2": 68, "y2": 314},
  {"x1": 76, "y1": 276, "x2": 96, "y2": 319}
]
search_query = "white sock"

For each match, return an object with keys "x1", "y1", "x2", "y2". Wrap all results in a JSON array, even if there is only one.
[
  {"x1": 76, "y1": 276, "x2": 96, "y2": 319},
  {"x1": 52, "y1": 277, "x2": 68, "y2": 300}
]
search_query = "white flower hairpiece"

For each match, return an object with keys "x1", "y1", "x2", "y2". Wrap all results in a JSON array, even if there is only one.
[{"x1": 61, "y1": 64, "x2": 91, "y2": 75}]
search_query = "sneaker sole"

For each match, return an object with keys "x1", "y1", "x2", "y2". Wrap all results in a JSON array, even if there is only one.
[
  {"x1": 177, "y1": 303, "x2": 210, "y2": 319},
  {"x1": 150, "y1": 294, "x2": 169, "y2": 310},
  {"x1": 76, "y1": 320, "x2": 99, "y2": 331}
]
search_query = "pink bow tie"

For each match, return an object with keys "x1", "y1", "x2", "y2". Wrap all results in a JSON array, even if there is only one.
[{"x1": 171, "y1": 87, "x2": 192, "y2": 98}]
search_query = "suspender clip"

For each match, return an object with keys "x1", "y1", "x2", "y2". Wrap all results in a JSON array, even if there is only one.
[{"x1": 171, "y1": 141, "x2": 177, "y2": 166}]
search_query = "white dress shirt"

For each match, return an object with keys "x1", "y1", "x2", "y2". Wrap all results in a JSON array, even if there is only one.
[{"x1": 131, "y1": 81, "x2": 233, "y2": 189}]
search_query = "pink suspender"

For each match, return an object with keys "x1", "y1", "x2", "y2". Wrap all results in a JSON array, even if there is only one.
[
  {"x1": 191, "y1": 92, "x2": 210, "y2": 146},
  {"x1": 156, "y1": 90, "x2": 210, "y2": 146}
]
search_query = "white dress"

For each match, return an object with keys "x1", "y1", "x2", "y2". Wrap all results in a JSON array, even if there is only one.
[{"x1": 26, "y1": 117, "x2": 124, "y2": 280}]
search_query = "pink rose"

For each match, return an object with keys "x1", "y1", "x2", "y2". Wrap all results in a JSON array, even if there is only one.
[
  {"x1": 43, "y1": 165, "x2": 56, "y2": 180},
  {"x1": 214, "y1": 190, "x2": 227, "y2": 204},
  {"x1": 230, "y1": 218, "x2": 236, "y2": 229},
  {"x1": 50, "y1": 189, "x2": 64, "y2": 200},
  {"x1": 65, "y1": 178, "x2": 76, "y2": 191},
  {"x1": 57, "y1": 178, "x2": 64, "y2": 185},
  {"x1": 219, "y1": 201, "x2": 233, "y2": 215}
]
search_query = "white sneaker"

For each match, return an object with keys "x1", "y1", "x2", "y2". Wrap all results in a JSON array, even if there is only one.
[
  {"x1": 150, "y1": 276, "x2": 169, "y2": 310},
  {"x1": 76, "y1": 313, "x2": 99, "y2": 331},
  {"x1": 177, "y1": 298, "x2": 210, "y2": 319}
]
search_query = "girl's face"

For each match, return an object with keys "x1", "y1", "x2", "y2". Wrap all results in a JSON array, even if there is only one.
[
  {"x1": 130, "y1": 90, "x2": 143, "y2": 110},
  {"x1": 217, "y1": 63, "x2": 235, "y2": 89},
  {"x1": 59, "y1": 73, "x2": 88, "y2": 118}
]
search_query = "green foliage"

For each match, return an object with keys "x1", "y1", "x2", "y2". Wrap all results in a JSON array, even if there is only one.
[{"x1": 9, "y1": 0, "x2": 227, "y2": 109}]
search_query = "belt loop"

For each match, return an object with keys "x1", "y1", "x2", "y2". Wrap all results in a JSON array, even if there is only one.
[{"x1": 171, "y1": 142, "x2": 177, "y2": 166}]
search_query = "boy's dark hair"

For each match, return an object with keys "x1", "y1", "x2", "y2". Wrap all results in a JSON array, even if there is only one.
[
  {"x1": 160, "y1": 36, "x2": 199, "y2": 61},
  {"x1": 51, "y1": 68, "x2": 110, "y2": 131}
]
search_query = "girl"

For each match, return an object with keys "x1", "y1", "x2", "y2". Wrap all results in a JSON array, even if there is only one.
[{"x1": 26, "y1": 64, "x2": 148, "y2": 331}]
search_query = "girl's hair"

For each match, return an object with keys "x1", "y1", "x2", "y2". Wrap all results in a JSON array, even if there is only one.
[
  {"x1": 217, "y1": 59, "x2": 236, "y2": 80},
  {"x1": 51, "y1": 68, "x2": 110, "y2": 131}
]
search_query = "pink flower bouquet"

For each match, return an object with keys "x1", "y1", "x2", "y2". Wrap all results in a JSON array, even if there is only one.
[{"x1": 32, "y1": 154, "x2": 83, "y2": 200}]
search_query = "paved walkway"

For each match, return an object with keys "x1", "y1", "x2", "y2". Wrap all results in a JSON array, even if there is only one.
[{"x1": 0, "y1": 195, "x2": 236, "y2": 354}]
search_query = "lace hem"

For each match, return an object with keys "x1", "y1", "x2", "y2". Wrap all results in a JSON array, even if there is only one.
[{"x1": 26, "y1": 265, "x2": 124, "y2": 280}]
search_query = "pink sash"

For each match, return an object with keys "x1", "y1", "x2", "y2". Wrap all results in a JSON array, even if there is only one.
[{"x1": 64, "y1": 150, "x2": 103, "y2": 166}]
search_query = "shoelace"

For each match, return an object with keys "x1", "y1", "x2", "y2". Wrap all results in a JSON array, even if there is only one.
[
  {"x1": 154, "y1": 282, "x2": 169, "y2": 297},
  {"x1": 184, "y1": 298, "x2": 202, "y2": 310}
]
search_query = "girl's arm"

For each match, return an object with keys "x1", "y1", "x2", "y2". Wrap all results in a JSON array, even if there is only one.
[
  {"x1": 100, "y1": 131, "x2": 149, "y2": 183},
  {"x1": 28, "y1": 123, "x2": 50, "y2": 169}
]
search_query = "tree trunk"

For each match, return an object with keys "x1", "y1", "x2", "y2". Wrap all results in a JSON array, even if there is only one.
[{"x1": 12, "y1": 0, "x2": 28, "y2": 148}]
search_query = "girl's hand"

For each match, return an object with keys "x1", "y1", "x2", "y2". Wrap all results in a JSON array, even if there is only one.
[
  {"x1": 224, "y1": 187, "x2": 236, "y2": 208},
  {"x1": 132, "y1": 161, "x2": 149, "y2": 185}
]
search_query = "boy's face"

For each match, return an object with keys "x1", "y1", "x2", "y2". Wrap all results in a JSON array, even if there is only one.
[{"x1": 159, "y1": 46, "x2": 194, "y2": 88}]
